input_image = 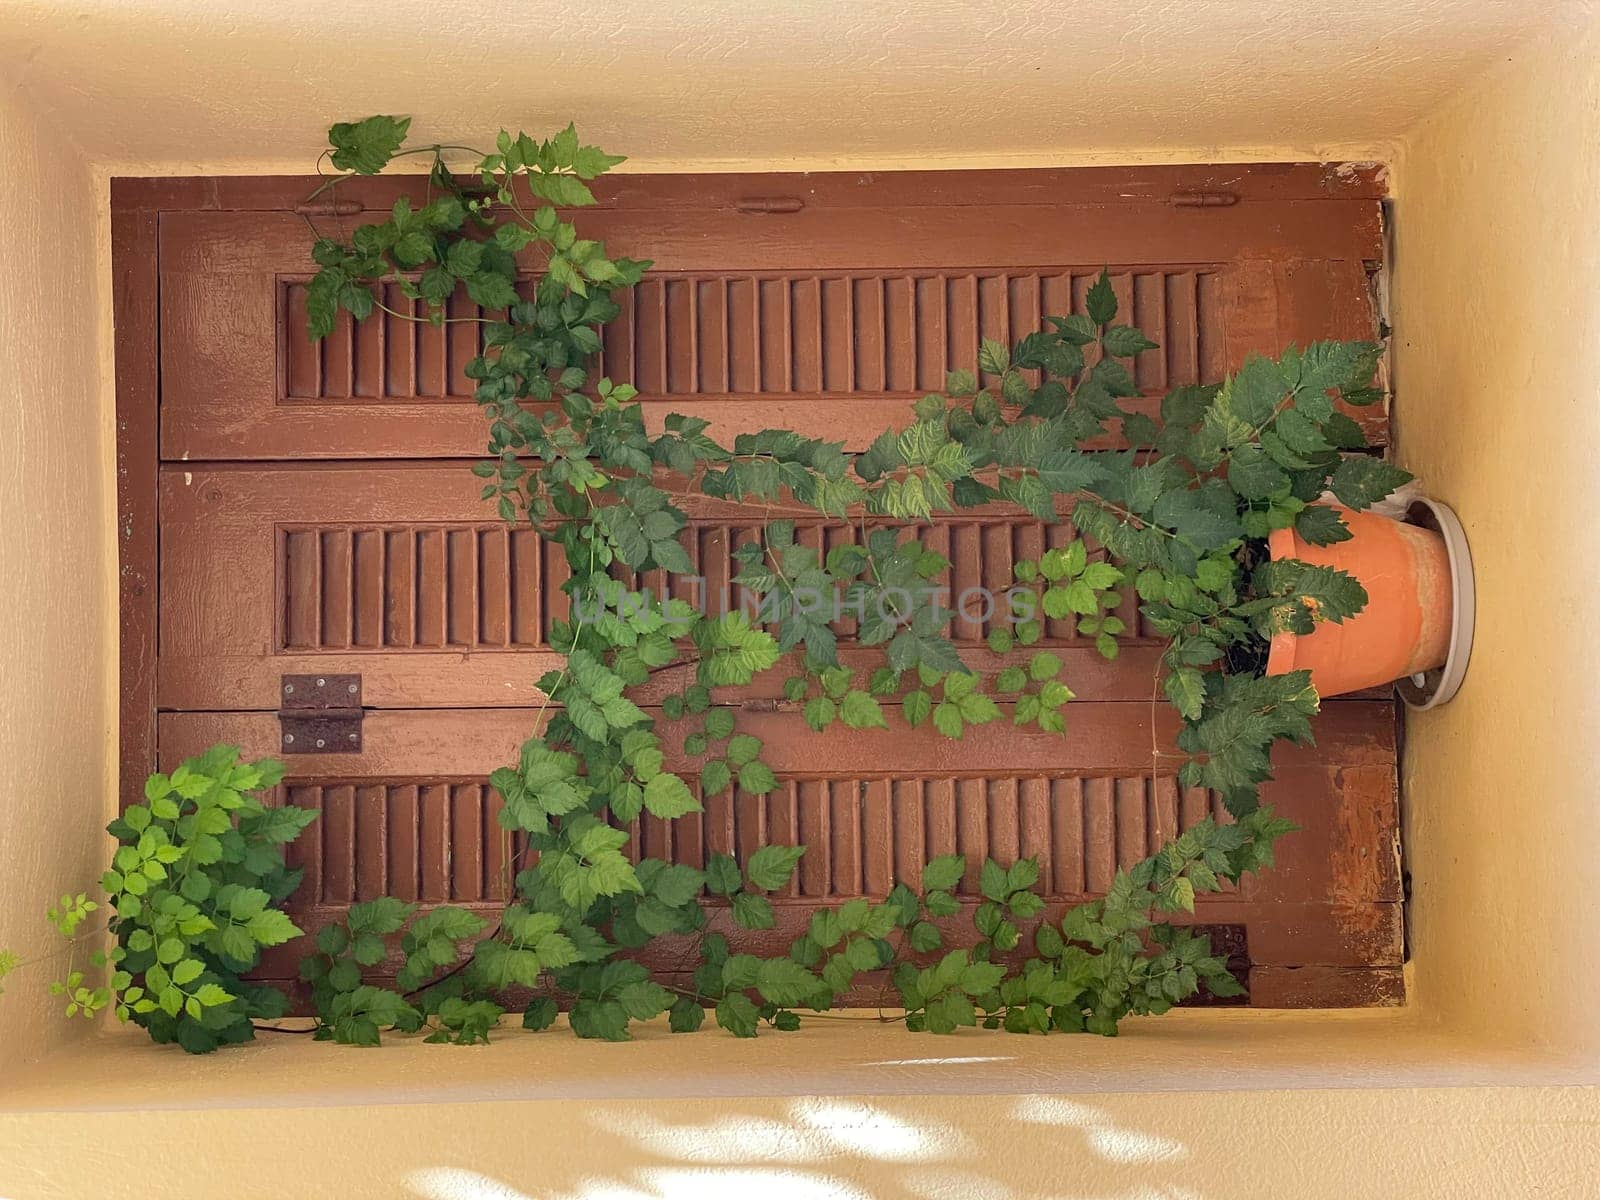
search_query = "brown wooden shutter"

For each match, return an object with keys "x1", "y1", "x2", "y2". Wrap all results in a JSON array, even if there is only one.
[{"x1": 136, "y1": 164, "x2": 1401, "y2": 1008}]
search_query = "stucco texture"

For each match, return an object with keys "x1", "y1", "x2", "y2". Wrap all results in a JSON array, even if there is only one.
[
  {"x1": 1391, "y1": 8, "x2": 1600, "y2": 1057},
  {"x1": 4, "y1": 1079, "x2": 1600, "y2": 1200},
  {"x1": 0, "y1": 0, "x2": 1592, "y2": 173},
  {"x1": 0, "y1": 88, "x2": 114, "y2": 1072},
  {"x1": 2, "y1": 0, "x2": 1600, "y2": 1195}
]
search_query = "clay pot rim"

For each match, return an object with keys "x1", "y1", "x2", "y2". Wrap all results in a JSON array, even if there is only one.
[{"x1": 1262, "y1": 499, "x2": 1475, "y2": 708}]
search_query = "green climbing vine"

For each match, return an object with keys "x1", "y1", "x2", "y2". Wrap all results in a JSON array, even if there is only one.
[
  {"x1": 0, "y1": 115, "x2": 1411, "y2": 1051},
  {"x1": 278, "y1": 114, "x2": 1405, "y2": 1045}
]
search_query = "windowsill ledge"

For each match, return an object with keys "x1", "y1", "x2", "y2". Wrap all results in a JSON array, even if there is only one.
[{"x1": 1, "y1": 1005, "x2": 1589, "y2": 1114}]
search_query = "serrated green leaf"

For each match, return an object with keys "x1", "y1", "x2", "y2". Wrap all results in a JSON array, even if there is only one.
[
  {"x1": 643, "y1": 772, "x2": 701, "y2": 819},
  {"x1": 746, "y1": 844, "x2": 805, "y2": 892},
  {"x1": 839, "y1": 690, "x2": 887, "y2": 730},
  {"x1": 328, "y1": 115, "x2": 411, "y2": 175},
  {"x1": 1329, "y1": 457, "x2": 1412, "y2": 510}
]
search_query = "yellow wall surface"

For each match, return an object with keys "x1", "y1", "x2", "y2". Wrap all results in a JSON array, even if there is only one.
[
  {"x1": 1390, "y1": 10, "x2": 1600, "y2": 1057},
  {"x1": 5, "y1": 1079, "x2": 1600, "y2": 1200},
  {"x1": 3, "y1": 2, "x2": 1600, "y2": 1196},
  {"x1": 0, "y1": 88, "x2": 115, "y2": 1072}
]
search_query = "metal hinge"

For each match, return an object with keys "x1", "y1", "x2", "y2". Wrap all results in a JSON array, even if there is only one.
[
  {"x1": 1168, "y1": 191, "x2": 1239, "y2": 208},
  {"x1": 278, "y1": 674, "x2": 364, "y2": 753},
  {"x1": 736, "y1": 196, "x2": 804, "y2": 214}
]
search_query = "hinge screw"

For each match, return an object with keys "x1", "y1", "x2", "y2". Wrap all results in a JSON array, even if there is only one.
[
  {"x1": 347, "y1": 732, "x2": 358, "y2": 743},
  {"x1": 283, "y1": 734, "x2": 294, "y2": 745},
  {"x1": 347, "y1": 683, "x2": 358, "y2": 694},
  {"x1": 284, "y1": 684, "x2": 294, "y2": 695},
  {"x1": 315, "y1": 738, "x2": 326, "y2": 748},
  {"x1": 316, "y1": 677, "x2": 326, "y2": 687}
]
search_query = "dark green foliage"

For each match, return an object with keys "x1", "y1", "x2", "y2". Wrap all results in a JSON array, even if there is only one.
[{"x1": 276, "y1": 120, "x2": 1415, "y2": 1045}]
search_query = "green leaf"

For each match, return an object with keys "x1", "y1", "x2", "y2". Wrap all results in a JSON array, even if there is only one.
[
  {"x1": 725, "y1": 734, "x2": 763, "y2": 766},
  {"x1": 756, "y1": 959, "x2": 821, "y2": 1007},
  {"x1": 522, "y1": 998, "x2": 559, "y2": 1031},
  {"x1": 617, "y1": 980, "x2": 671, "y2": 1021},
  {"x1": 1225, "y1": 354, "x2": 1289, "y2": 430},
  {"x1": 902, "y1": 689, "x2": 932, "y2": 727},
  {"x1": 193, "y1": 983, "x2": 234, "y2": 1008},
  {"x1": 1295, "y1": 505, "x2": 1352, "y2": 546},
  {"x1": 643, "y1": 773, "x2": 701, "y2": 819},
  {"x1": 669, "y1": 997, "x2": 706, "y2": 1033},
  {"x1": 995, "y1": 667, "x2": 1027, "y2": 694},
  {"x1": 1252, "y1": 558, "x2": 1369, "y2": 627},
  {"x1": 348, "y1": 896, "x2": 413, "y2": 936},
  {"x1": 1165, "y1": 667, "x2": 1206, "y2": 721},
  {"x1": 716, "y1": 993, "x2": 760, "y2": 1038},
  {"x1": 738, "y1": 762, "x2": 778, "y2": 795},
  {"x1": 932, "y1": 701, "x2": 964, "y2": 739},
  {"x1": 839, "y1": 690, "x2": 888, "y2": 730},
  {"x1": 706, "y1": 853, "x2": 743, "y2": 897},
  {"x1": 573, "y1": 144, "x2": 628, "y2": 180},
  {"x1": 246, "y1": 805, "x2": 319, "y2": 845},
  {"x1": 1329, "y1": 457, "x2": 1412, "y2": 510},
  {"x1": 700, "y1": 759, "x2": 732, "y2": 796},
  {"x1": 921, "y1": 854, "x2": 965, "y2": 892},
  {"x1": 327, "y1": 115, "x2": 411, "y2": 175},
  {"x1": 1085, "y1": 270, "x2": 1117, "y2": 325},
  {"x1": 804, "y1": 696, "x2": 837, "y2": 732},
  {"x1": 979, "y1": 860, "x2": 1009, "y2": 902},
  {"x1": 978, "y1": 338, "x2": 1011, "y2": 376},
  {"x1": 1228, "y1": 444, "x2": 1289, "y2": 501},
  {"x1": 732, "y1": 892, "x2": 775, "y2": 929},
  {"x1": 526, "y1": 173, "x2": 597, "y2": 208},
  {"x1": 746, "y1": 844, "x2": 806, "y2": 892},
  {"x1": 1103, "y1": 324, "x2": 1158, "y2": 357},
  {"x1": 1028, "y1": 651, "x2": 1063, "y2": 682},
  {"x1": 960, "y1": 960, "x2": 1006, "y2": 996},
  {"x1": 246, "y1": 910, "x2": 301, "y2": 947},
  {"x1": 945, "y1": 368, "x2": 978, "y2": 397}
]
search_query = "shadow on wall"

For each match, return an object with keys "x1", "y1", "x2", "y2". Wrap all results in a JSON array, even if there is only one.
[{"x1": 404, "y1": 1094, "x2": 1189, "y2": 1200}]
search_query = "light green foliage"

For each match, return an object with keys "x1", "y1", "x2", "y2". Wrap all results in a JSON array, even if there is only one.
[
  {"x1": 41, "y1": 748, "x2": 315, "y2": 1053},
  {"x1": 1015, "y1": 542, "x2": 1128, "y2": 662},
  {"x1": 48, "y1": 893, "x2": 98, "y2": 937},
  {"x1": 285, "y1": 119, "x2": 1411, "y2": 1046}
]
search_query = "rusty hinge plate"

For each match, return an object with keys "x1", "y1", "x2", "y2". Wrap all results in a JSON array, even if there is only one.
[
  {"x1": 278, "y1": 674, "x2": 364, "y2": 753},
  {"x1": 1168, "y1": 190, "x2": 1239, "y2": 208},
  {"x1": 736, "y1": 195, "x2": 804, "y2": 214}
]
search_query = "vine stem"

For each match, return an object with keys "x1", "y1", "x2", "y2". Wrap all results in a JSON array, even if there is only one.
[
  {"x1": 300, "y1": 143, "x2": 491, "y2": 206},
  {"x1": 657, "y1": 981, "x2": 902, "y2": 1023},
  {"x1": 3, "y1": 922, "x2": 110, "y2": 973},
  {"x1": 370, "y1": 299, "x2": 493, "y2": 328},
  {"x1": 399, "y1": 535, "x2": 602, "y2": 1003}
]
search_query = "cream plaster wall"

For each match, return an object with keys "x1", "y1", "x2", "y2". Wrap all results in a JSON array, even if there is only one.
[
  {"x1": 4, "y1": 1083, "x2": 1600, "y2": 1200},
  {"x1": 1390, "y1": 10, "x2": 1600, "y2": 1056},
  {"x1": 2, "y1": 0, "x2": 1600, "y2": 1194},
  {"x1": 1, "y1": 0, "x2": 1592, "y2": 174},
  {"x1": 3, "y1": 1014, "x2": 1600, "y2": 1198},
  {"x1": 0, "y1": 88, "x2": 115, "y2": 1073}
]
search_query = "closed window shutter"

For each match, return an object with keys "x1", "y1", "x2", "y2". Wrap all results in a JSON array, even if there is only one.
[{"x1": 143, "y1": 165, "x2": 1400, "y2": 1008}]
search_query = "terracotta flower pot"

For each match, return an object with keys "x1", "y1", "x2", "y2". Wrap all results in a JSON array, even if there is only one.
[{"x1": 1265, "y1": 504, "x2": 1454, "y2": 699}]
